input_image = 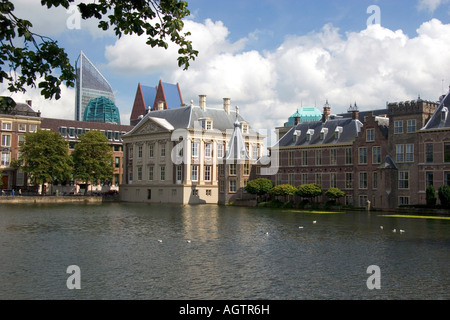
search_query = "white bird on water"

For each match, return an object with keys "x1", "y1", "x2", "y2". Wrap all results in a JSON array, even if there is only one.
[
  {"x1": 380, "y1": 226, "x2": 384, "y2": 230},
  {"x1": 313, "y1": 221, "x2": 317, "y2": 224},
  {"x1": 400, "y1": 229, "x2": 405, "y2": 234},
  {"x1": 299, "y1": 226, "x2": 304, "y2": 229},
  {"x1": 158, "y1": 239, "x2": 163, "y2": 243},
  {"x1": 186, "y1": 240, "x2": 191, "y2": 243},
  {"x1": 392, "y1": 229, "x2": 397, "y2": 233}
]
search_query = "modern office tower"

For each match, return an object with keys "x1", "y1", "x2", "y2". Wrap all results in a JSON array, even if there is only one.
[{"x1": 75, "y1": 51, "x2": 116, "y2": 122}]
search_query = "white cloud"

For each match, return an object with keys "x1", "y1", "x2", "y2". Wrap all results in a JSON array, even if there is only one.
[
  {"x1": 0, "y1": 82, "x2": 75, "y2": 120},
  {"x1": 418, "y1": 0, "x2": 450, "y2": 12},
  {"x1": 105, "y1": 17, "x2": 450, "y2": 132}
]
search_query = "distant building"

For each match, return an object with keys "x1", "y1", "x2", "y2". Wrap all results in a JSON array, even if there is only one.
[
  {"x1": 121, "y1": 95, "x2": 264, "y2": 204},
  {"x1": 0, "y1": 100, "x2": 41, "y2": 191},
  {"x1": 83, "y1": 96, "x2": 121, "y2": 124},
  {"x1": 75, "y1": 51, "x2": 117, "y2": 122},
  {"x1": 130, "y1": 80, "x2": 184, "y2": 126}
]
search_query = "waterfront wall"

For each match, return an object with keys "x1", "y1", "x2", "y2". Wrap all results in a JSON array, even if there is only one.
[{"x1": 0, "y1": 196, "x2": 103, "y2": 204}]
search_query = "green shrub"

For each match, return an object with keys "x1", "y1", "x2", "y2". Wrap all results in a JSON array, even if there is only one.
[
  {"x1": 438, "y1": 185, "x2": 450, "y2": 207},
  {"x1": 426, "y1": 185, "x2": 437, "y2": 206}
]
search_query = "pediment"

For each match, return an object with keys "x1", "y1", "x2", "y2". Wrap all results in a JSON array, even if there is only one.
[{"x1": 133, "y1": 118, "x2": 171, "y2": 135}]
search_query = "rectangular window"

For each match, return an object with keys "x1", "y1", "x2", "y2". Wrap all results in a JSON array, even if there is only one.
[
  {"x1": 406, "y1": 144, "x2": 414, "y2": 162},
  {"x1": 192, "y1": 142, "x2": 199, "y2": 157},
  {"x1": 359, "y1": 148, "x2": 368, "y2": 164},
  {"x1": 288, "y1": 173, "x2": 295, "y2": 186},
  {"x1": 217, "y1": 144, "x2": 224, "y2": 158},
  {"x1": 29, "y1": 124, "x2": 37, "y2": 133},
  {"x1": 229, "y1": 180, "x2": 237, "y2": 193},
  {"x1": 149, "y1": 144, "x2": 154, "y2": 158},
  {"x1": 444, "y1": 142, "x2": 450, "y2": 163},
  {"x1": 426, "y1": 143, "x2": 434, "y2": 163},
  {"x1": 219, "y1": 164, "x2": 225, "y2": 177},
  {"x1": 252, "y1": 146, "x2": 258, "y2": 160},
  {"x1": 359, "y1": 195, "x2": 368, "y2": 207},
  {"x1": 229, "y1": 164, "x2": 237, "y2": 176},
  {"x1": 345, "y1": 148, "x2": 353, "y2": 165},
  {"x1": 115, "y1": 157, "x2": 120, "y2": 168},
  {"x1": 288, "y1": 151, "x2": 295, "y2": 166},
  {"x1": 359, "y1": 172, "x2": 368, "y2": 189},
  {"x1": 137, "y1": 167, "x2": 142, "y2": 181},
  {"x1": 204, "y1": 165, "x2": 211, "y2": 181},
  {"x1": 330, "y1": 172, "x2": 337, "y2": 188},
  {"x1": 1, "y1": 122, "x2": 11, "y2": 130},
  {"x1": 396, "y1": 144, "x2": 405, "y2": 163},
  {"x1": 302, "y1": 150, "x2": 308, "y2": 166},
  {"x1": 68, "y1": 127, "x2": 75, "y2": 138},
  {"x1": 394, "y1": 120, "x2": 403, "y2": 134},
  {"x1": 315, "y1": 173, "x2": 322, "y2": 185},
  {"x1": 148, "y1": 166, "x2": 154, "y2": 181},
  {"x1": 444, "y1": 172, "x2": 450, "y2": 186},
  {"x1": 330, "y1": 149, "x2": 337, "y2": 165},
  {"x1": 346, "y1": 173, "x2": 353, "y2": 189},
  {"x1": 316, "y1": 150, "x2": 322, "y2": 165},
  {"x1": 1, "y1": 134, "x2": 11, "y2": 147},
  {"x1": 160, "y1": 166, "x2": 166, "y2": 181},
  {"x1": 399, "y1": 171, "x2": 409, "y2": 189},
  {"x1": 206, "y1": 189, "x2": 212, "y2": 196},
  {"x1": 399, "y1": 196, "x2": 409, "y2": 206},
  {"x1": 138, "y1": 146, "x2": 143, "y2": 158},
  {"x1": 301, "y1": 173, "x2": 308, "y2": 185},
  {"x1": 147, "y1": 189, "x2": 152, "y2": 200},
  {"x1": 191, "y1": 165, "x2": 198, "y2": 181},
  {"x1": 366, "y1": 129, "x2": 375, "y2": 142},
  {"x1": 426, "y1": 172, "x2": 434, "y2": 187},
  {"x1": 176, "y1": 165, "x2": 182, "y2": 183},
  {"x1": 205, "y1": 144, "x2": 212, "y2": 158},
  {"x1": 372, "y1": 146, "x2": 382, "y2": 164},
  {"x1": 1, "y1": 151, "x2": 10, "y2": 167},
  {"x1": 160, "y1": 143, "x2": 166, "y2": 157},
  {"x1": 407, "y1": 119, "x2": 416, "y2": 133},
  {"x1": 219, "y1": 180, "x2": 225, "y2": 193},
  {"x1": 128, "y1": 146, "x2": 133, "y2": 159},
  {"x1": 18, "y1": 123, "x2": 26, "y2": 132},
  {"x1": 244, "y1": 163, "x2": 250, "y2": 176}
]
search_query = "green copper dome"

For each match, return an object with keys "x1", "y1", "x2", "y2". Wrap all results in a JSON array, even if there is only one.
[
  {"x1": 284, "y1": 107, "x2": 322, "y2": 127},
  {"x1": 83, "y1": 96, "x2": 121, "y2": 124}
]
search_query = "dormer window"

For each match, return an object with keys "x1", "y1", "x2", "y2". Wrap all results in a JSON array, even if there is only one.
[
  {"x1": 306, "y1": 129, "x2": 314, "y2": 141},
  {"x1": 335, "y1": 126, "x2": 343, "y2": 140},
  {"x1": 293, "y1": 130, "x2": 301, "y2": 143},
  {"x1": 201, "y1": 118, "x2": 213, "y2": 130},
  {"x1": 242, "y1": 122, "x2": 249, "y2": 134},
  {"x1": 320, "y1": 128, "x2": 328, "y2": 140},
  {"x1": 441, "y1": 107, "x2": 448, "y2": 122}
]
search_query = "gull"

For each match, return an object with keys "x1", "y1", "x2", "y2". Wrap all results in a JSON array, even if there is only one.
[
  {"x1": 299, "y1": 226, "x2": 304, "y2": 229},
  {"x1": 400, "y1": 229, "x2": 405, "y2": 234},
  {"x1": 186, "y1": 240, "x2": 191, "y2": 243},
  {"x1": 158, "y1": 239, "x2": 163, "y2": 243},
  {"x1": 392, "y1": 229, "x2": 397, "y2": 233},
  {"x1": 380, "y1": 226, "x2": 384, "y2": 230},
  {"x1": 313, "y1": 221, "x2": 317, "y2": 224}
]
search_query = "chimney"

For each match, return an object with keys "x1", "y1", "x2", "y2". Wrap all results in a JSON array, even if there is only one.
[
  {"x1": 157, "y1": 100, "x2": 164, "y2": 111},
  {"x1": 223, "y1": 98, "x2": 231, "y2": 115},
  {"x1": 349, "y1": 102, "x2": 359, "y2": 120},
  {"x1": 26, "y1": 100, "x2": 32, "y2": 107},
  {"x1": 322, "y1": 100, "x2": 331, "y2": 122},
  {"x1": 199, "y1": 95, "x2": 206, "y2": 111}
]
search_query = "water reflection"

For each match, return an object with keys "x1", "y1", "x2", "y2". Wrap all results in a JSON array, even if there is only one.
[{"x1": 0, "y1": 203, "x2": 448, "y2": 299}]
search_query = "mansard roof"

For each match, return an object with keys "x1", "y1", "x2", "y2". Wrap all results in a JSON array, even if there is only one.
[
  {"x1": 125, "y1": 104, "x2": 248, "y2": 137},
  {"x1": 421, "y1": 91, "x2": 450, "y2": 130},
  {"x1": 276, "y1": 117, "x2": 363, "y2": 148}
]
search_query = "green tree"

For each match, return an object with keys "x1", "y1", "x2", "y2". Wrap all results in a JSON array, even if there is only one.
[
  {"x1": 438, "y1": 185, "x2": 450, "y2": 208},
  {"x1": 325, "y1": 187, "x2": 346, "y2": 203},
  {"x1": 296, "y1": 184, "x2": 322, "y2": 202},
  {"x1": 18, "y1": 130, "x2": 72, "y2": 194},
  {"x1": 0, "y1": 0, "x2": 198, "y2": 111},
  {"x1": 71, "y1": 130, "x2": 113, "y2": 194},
  {"x1": 269, "y1": 184, "x2": 296, "y2": 202},
  {"x1": 426, "y1": 185, "x2": 437, "y2": 206},
  {"x1": 245, "y1": 178, "x2": 273, "y2": 202}
]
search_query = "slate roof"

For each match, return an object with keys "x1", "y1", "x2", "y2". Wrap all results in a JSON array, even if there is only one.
[
  {"x1": 126, "y1": 104, "x2": 248, "y2": 136},
  {"x1": 0, "y1": 102, "x2": 40, "y2": 117},
  {"x1": 140, "y1": 85, "x2": 157, "y2": 109},
  {"x1": 421, "y1": 91, "x2": 450, "y2": 130},
  {"x1": 276, "y1": 117, "x2": 363, "y2": 148}
]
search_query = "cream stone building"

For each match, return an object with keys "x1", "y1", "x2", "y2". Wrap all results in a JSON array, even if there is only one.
[{"x1": 120, "y1": 95, "x2": 264, "y2": 204}]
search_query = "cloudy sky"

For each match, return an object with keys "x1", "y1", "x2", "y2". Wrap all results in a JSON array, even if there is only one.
[{"x1": 2, "y1": 0, "x2": 450, "y2": 131}]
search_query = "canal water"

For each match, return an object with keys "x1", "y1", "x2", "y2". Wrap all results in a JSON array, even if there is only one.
[{"x1": 0, "y1": 203, "x2": 448, "y2": 300}]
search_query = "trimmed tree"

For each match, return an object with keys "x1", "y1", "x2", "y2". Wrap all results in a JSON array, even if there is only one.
[
  {"x1": 269, "y1": 184, "x2": 297, "y2": 203},
  {"x1": 296, "y1": 184, "x2": 323, "y2": 202},
  {"x1": 438, "y1": 185, "x2": 450, "y2": 208},
  {"x1": 71, "y1": 131, "x2": 113, "y2": 194},
  {"x1": 18, "y1": 130, "x2": 72, "y2": 194},
  {"x1": 325, "y1": 187, "x2": 346, "y2": 203},
  {"x1": 245, "y1": 178, "x2": 273, "y2": 202},
  {"x1": 426, "y1": 185, "x2": 437, "y2": 206}
]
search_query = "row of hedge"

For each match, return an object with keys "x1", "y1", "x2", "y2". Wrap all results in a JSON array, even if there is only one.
[{"x1": 426, "y1": 185, "x2": 450, "y2": 207}]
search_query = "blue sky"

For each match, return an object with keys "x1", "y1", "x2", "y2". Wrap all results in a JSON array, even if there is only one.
[{"x1": 2, "y1": 0, "x2": 450, "y2": 131}]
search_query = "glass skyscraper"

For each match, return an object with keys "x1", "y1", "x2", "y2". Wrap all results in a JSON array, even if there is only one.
[{"x1": 75, "y1": 51, "x2": 116, "y2": 122}]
